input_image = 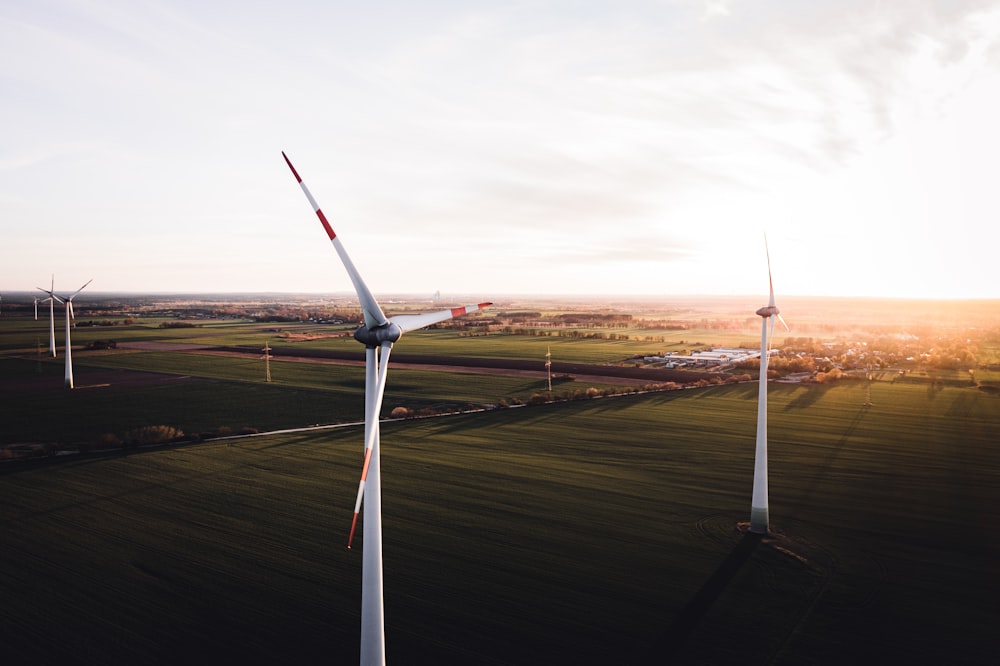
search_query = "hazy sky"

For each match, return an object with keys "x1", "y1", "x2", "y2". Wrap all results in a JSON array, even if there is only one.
[{"x1": 2, "y1": 0, "x2": 999, "y2": 299}]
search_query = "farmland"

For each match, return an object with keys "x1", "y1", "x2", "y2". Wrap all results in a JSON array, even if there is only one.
[{"x1": 1, "y1": 294, "x2": 998, "y2": 664}]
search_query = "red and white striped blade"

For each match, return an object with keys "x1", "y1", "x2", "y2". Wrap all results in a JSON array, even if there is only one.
[
  {"x1": 391, "y1": 302, "x2": 492, "y2": 334},
  {"x1": 348, "y1": 445, "x2": 375, "y2": 549},
  {"x1": 282, "y1": 152, "x2": 388, "y2": 330},
  {"x1": 347, "y1": 342, "x2": 393, "y2": 549}
]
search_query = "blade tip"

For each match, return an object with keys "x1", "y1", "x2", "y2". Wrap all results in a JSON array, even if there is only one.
[{"x1": 282, "y1": 151, "x2": 301, "y2": 182}]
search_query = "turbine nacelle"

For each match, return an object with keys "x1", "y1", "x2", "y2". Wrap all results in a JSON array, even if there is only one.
[
  {"x1": 353, "y1": 322, "x2": 403, "y2": 348},
  {"x1": 756, "y1": 305, "x2": 780, "y2": 318},
  {"x1": 37, "y1": 289, "x2": 64, "y2": 305}
]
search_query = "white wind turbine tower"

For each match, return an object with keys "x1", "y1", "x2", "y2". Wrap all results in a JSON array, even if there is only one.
[
  {"x1": 283, "y1": 151, "x2": 491, "y2": 666},
  {"x1": 39, "y1": 279, "x2": 92, "y2": 388},
  {"x1": 749, "y1": 237, "x2": 787, "y2": 535}
]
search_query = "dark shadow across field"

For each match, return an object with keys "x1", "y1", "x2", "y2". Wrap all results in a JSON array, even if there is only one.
[
  {"x1": 785, "y1": 405, "x2": 868, "y2": 523},
  {"x1": 784, "y1": 383, "x2": 830, "y2": 410},
  {"x1": 646, "y1": 531, "x2": 762, "y2": 660}
]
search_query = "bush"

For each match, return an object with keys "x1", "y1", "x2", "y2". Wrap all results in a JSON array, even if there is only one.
[
  {"x1": 390, "y1": 407, "x2": 412, "y2": 419},
  {"x1": 91, "y1": 433, "x2": 122, "y2": 450},
  {"x1": 123, "y1": 425, "x2": 185, "y2": 447},
  {"x1": 815, "y1": 368, "x2": 844, "y2": 384},
  {"x1": 527, "y1": 393, "x2": 550, "y2": 405}
]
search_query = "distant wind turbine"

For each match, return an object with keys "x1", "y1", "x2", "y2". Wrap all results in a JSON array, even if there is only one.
[
  {"x1": 283, "y1": 151, "x2": 490, "y2": 666},
  {"x1": 39, "y1": 278, "x2": 92, "y2": 388},
  {"x1": 749, "y1": 237, "x2": 787, "y2": 535},
  {"x1": 38, "y1": 276, "x2": 60, "y2": 357}
]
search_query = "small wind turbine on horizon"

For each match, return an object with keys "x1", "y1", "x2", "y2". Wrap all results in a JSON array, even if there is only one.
[
  {"x1": 38, "y1": 278, "x2": 92, "y2": 388},
  {"x1": 749, "y1": 237, "x2": 788, "y2": 535},
  {"x1": 283, "y1": 151, "x2": 491, "y2": 666}
]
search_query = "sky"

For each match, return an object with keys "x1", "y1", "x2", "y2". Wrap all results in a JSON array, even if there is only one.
[{"x1": 2, "y1": 0, "x2": 999, "y2": 300}]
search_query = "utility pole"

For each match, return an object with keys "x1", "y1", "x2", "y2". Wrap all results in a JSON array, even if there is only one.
[
  {"x1": 263, "y1": 340, "x2": 272, "y2": 383},
  {"x1": 864, "y1": 361, "x2": 873, "y2": 408},
  {"x1": 546, "y1": 346, "x2": 552, "y2": 392}
]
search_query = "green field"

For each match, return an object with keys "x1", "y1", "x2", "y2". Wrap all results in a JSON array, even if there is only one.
[
  {"x1": 0, "y1": 351, "x2": 618, "y2": 447},
  {"x1": 2, "y1": 378, "x2": 998, "y2": 664},
  {"x1": 0, "y1": 313, "x2": 747, "y2": 364},
  {"x1": 0, "y1": 315, "x2": 670, "y2": 449},
  {"x1": 2, "y1": 302, "x2": 998, "y2": 663}
]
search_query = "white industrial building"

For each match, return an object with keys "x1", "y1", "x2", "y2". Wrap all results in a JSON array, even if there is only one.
[{"x1": 643, "y1": 347, "x2": 773, "y2": 368}]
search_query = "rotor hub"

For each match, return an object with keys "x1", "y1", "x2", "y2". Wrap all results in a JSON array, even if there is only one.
[{"x1": 353, "y1": 322, "x2": 402, "y2": 348}]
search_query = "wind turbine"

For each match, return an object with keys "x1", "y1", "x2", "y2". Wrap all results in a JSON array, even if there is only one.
[
  {"x1": 38, "y1": 276, "x2": 60, "y2": 357},
  {"x1": 749, "y1": 237, "x2": 787, "y2": 535},
  {"x1": 39, "y1": 278, "x2": 92, "y2": 388},
  {"x1": 283, "y1": 151, "x2": 490, "y2": 666}
]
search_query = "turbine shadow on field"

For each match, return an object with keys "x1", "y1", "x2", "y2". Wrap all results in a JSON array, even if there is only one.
[
  {"x1": 786, "y1": 406, "x2": 868, "y2": 523},
  {"x1": 646, "y1": 531, "x2": 763, "y2": 660}
]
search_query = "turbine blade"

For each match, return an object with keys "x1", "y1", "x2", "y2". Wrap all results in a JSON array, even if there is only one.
[
  {"x1": 768, "y1": 314, "x2": 775, "y2": 353},
  {"x1": 391, "y1": 302, "x2": 492, "y2": 334},
  {"x1": 348, "y1": 342, "x2": 394, "y2": 549},
  {"x1": 282, "y1": 152, "x2": 388, "y2": 330},
  {"x1": 777, "y1": 313, "x2": 790, "y2": 332},
  {"x1": 68, "y1": 301, "x2": 75, "y2": 321},
  {"x1": 348, "y1": 445, "x2": 375, "y2": 549},
  {"x1": 67, "y1": 279, "x2": 92, "y2": 301},
  {"x1": 764, "y1": 233, "x2": 776, "y2": 308}
]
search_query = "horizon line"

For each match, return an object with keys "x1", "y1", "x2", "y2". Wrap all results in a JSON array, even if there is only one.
[{"x1": 1, "y1": 290, "x2": 998, "y2": 303}]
